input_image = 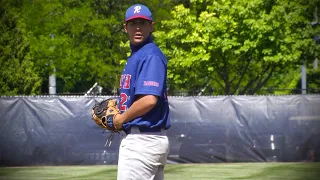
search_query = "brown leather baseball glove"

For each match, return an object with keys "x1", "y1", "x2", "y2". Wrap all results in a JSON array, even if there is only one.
[{"x1": 91, "y1": 98, "x2": 120, "y2": 132}]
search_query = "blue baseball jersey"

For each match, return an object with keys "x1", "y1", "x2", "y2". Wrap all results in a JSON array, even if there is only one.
[{"x1": 119, "y1": 37, "x2": 171, "y2": 132}]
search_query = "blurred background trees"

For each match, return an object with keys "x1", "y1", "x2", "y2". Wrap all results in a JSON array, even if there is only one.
[
  {"x1": 154, "y1": 0, "x2": 320, "y2": 95},
  {"x1": 0, "y1": 0, "x2": 41, "y2": 95},
  {"x1": 0, "y1": 0, "x2": 319, "y2": 96}
]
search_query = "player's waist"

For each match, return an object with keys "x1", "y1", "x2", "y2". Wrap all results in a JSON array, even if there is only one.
[{"x1": 125, "y1": 126, "x2": 167, "y2": 135}]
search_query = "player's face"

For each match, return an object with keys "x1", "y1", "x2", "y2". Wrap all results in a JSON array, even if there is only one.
[{"x1": 124, "y1": 18, "x2": 154, "y2": 46}]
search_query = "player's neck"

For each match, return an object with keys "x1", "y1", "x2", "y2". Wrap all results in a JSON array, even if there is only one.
[{"x1": 130, "y1": 35, "x2": 153, "y2": 52}]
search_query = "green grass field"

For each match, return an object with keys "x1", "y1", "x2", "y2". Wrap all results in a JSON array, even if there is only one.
[{"x1": 0, "y1": 163, "x2": 319, "y2": 180}]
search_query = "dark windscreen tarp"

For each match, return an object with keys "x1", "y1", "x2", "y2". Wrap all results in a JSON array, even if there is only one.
[{"x1": 0, "y1": 95, "x2": 319, "y2": 166}]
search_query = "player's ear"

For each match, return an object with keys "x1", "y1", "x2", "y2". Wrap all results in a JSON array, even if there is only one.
[
  {"x1": 150, "y1": 21, "x2": 154, "y2": 31},
  {"x1": 124, "y1": 23, "x2": 128, "y2": 33}
]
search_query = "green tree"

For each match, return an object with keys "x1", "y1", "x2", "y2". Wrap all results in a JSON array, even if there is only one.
[
  {"x1": 154, "y1": 0, "x2": 320, "y2": 95},
  {"x1": 22, "y1": 0, "x2": 128, "y2": 94},
  {"x1": 0, "y1": 0, "x2": 186, "y2": 95},
  {"x1": 22, "y1": 0, "x2": 180, "y2": 95},
  {"x1": 0, "y1": 0, "x2": 41, "y2": 95}
]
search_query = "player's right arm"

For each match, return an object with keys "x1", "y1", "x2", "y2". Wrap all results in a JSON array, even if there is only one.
[{"x1": 113, "y1": 94, "x2": 158, "y2": 129}]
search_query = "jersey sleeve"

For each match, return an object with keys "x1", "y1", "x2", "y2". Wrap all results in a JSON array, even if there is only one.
[{"x1": 135, "y1": 55, "x2": 166, "y2": 96}]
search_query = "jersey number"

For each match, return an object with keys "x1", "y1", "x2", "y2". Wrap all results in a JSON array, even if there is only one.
[{"x1": 119, "y1": 93, "x2": 128, "y2": 111}]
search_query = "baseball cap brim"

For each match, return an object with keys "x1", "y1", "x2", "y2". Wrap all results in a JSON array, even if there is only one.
[{"x1": 126, "y1": 15, "x2": 152, "y2": 22}]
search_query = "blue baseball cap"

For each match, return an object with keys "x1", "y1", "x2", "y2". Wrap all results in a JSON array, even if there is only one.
[{"x1": 125, "y1": 4, "x2": 153, "y2": 22}]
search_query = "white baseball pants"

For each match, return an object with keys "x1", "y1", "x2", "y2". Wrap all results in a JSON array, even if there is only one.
[{"x1": 117, "y1": 128, "x2": 169, "y2": 180}]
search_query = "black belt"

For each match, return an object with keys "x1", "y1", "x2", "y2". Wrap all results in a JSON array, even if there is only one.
[{"x1": 125, "y1": 126, "x2": 165, "y2": 135}]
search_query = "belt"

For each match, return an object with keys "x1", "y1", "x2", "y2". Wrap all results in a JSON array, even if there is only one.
[{"x1": 126, "y1": 127, "x2": 167, "y2": 135}]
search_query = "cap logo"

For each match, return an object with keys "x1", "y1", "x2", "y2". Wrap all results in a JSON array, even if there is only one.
[{"x1": 134, "y1": 6, "x2": 141, "y2": 14}]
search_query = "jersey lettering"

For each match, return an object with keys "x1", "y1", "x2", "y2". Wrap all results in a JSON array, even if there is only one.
[
  {"x1": 120, "y1": 74, "x2": 131, "y2": 89},
  {"x1": 120, "y1": 75, "x2": 125, "y2": 88},
  {"x1": 123, "y1": 74, "x2": 131, "y2": 89}
]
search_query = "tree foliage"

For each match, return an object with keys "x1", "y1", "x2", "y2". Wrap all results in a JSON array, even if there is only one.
[
  {"x1": 0, "y1": 0, "x2": 41, "y2": 95},
  {"x1": 0, "y1": 0, "x2": 319, "y2": 96},
  {"x1": 0, "y1": 0, "x2": 180, "y2": 95},
  {"x1": 154, "y1": 0, "x2": 320, "y2": 95},
  {"x1": 22, "y1": 0, "x2": 130, "y2": 94}
]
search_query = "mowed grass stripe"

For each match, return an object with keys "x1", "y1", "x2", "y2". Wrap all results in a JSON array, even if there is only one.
[
  {"x1": 165, "y1": 163, "x2": 320, "y2": 180},
  {"x1": 0, "y1": 166, "x2": 118, "y2": 180},
  {"x1": 165, "y1": 163, "x2": 266, "y2": 179},
  {"x1": 0, "y1": 163, "x2": 319, "y2": 180}
]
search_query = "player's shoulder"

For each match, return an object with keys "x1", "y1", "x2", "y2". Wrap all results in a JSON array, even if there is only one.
[{"x1": 142, "y1": 43, "x2": 166, "y2": 59}]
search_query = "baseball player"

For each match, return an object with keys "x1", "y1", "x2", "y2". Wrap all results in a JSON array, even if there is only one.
[{"x1": 112, "y1": 4, "x2": 171, "y2": 180}]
